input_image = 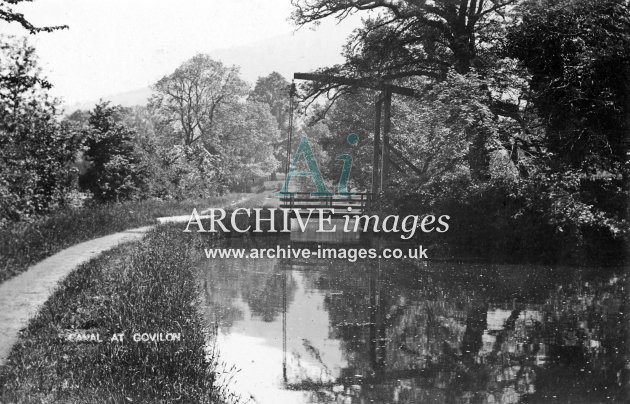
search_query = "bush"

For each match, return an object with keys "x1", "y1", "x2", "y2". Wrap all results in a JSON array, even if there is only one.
[
  {"x1": 391, "y1": 174, "x2": 627, "y2": 265},
  {"x1": 79, "y1": 102, "x2": 149, "y2": 202}
]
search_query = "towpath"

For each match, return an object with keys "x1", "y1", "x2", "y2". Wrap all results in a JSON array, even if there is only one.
[
  {"x1": 0, "y1": 226, "x2": 153, "y2": 365},
  {"x1": 0, "y1": 191, "x2": 276, "y2": 365}
]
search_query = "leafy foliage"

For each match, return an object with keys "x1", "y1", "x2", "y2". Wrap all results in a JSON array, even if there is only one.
[
  {"x1": 150, "y1": 54, "x2": 249, "y2": 148},
  {"x1": 147, "y1": 56, "x2": 282, "y2": 193},
  {"x1": 291, "y1": 1, "x2": 528, "y2": 181},
  {"x1": 506, "y1": 0, "x2": 630, "y2": 172},
  {"x1": 249, "y1": 72, "x2": 291, "y2": 170},
  {"x1": 215, "y1": 100, "x2": 280, "y2": 182},
  {"x1": 0, "y1": 36, "x2": 78, "y2": 222},
  {"x1": 249, "y1": 72, "x2": 291, "y2": 130},
  {"x1": 79, "y1": 103, "x2": 148, "y2": 202},
  {"x1": 291, "y1": 0, "x2": 628, "y2": 263},
  {"x1": 291, "y1": 0, "x2": 518, "y2": 78},
  {"x1": 504, "y1": 0, "x2": 629, "y2": 259}
]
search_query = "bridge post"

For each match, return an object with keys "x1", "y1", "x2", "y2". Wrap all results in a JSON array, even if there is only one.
[
  {"x1": 371, "y1": 94, "x2": 382, "y2": 195},
  {"x1": 380, "y1": 89, "x2": 392, "y2": 193}
]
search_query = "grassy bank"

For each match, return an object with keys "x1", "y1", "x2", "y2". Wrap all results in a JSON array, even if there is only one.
[
  {"x1": 0, "y1": 194, "x2": 246, "y2": 283},
  {"x1": 0, "y1": 225, "x2": 233, "y2": 403}
]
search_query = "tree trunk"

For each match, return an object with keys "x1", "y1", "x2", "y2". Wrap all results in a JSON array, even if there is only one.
[{"x1": 467, "y1": 125, "x2": 491, "y2": 182}]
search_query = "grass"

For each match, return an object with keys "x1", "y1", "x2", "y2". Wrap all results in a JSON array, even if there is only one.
[
  {"x1": 0, "y1": 194, "x2": 247, "y2": 283},
  {"x1": 0, "y1": 225, "x2": 239, "y2": 403}
]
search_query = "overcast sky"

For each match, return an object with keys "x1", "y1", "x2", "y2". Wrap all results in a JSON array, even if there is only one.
[{"x1": 0, "y1": 0, "x2": 362, "y2": 105}]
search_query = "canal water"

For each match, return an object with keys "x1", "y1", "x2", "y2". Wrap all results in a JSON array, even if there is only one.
[{"x1": 198, "y1": 236, "x2": 627, "y2": 404}]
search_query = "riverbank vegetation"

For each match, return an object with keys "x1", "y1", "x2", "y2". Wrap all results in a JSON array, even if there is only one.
[
  {"x1": 0, "y1": 225, "x2": 238, "y2": 403},
  {"x1": 291, "y1": 0, "x2": 629, "y2": 266},
  {"x1": 1, "y1": 0, "x2": 627, "y2": 275},
  {"x1": 0, "y1": 0, "x2": 627, "y2": 401}
]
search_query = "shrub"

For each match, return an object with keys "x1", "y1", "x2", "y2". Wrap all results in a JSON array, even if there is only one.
[{"x1": 391, "y1": 174, "x2": 627, "y2": 265}]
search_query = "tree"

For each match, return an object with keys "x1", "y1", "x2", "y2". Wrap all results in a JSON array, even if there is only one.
[
  {"x1": 214, "y1": 100, "x2": 281, "y2": 183},
  {"x1": 79, "y1": 103, "x2": 147, "y2": 202},
  {"x1": 249, "y1": 72, "x2": 292, "y2": 172},
  {"x1": 150, "y1": 58, "x2": 285, "y2": 193},
  {"x1": 318, "y1": 71, "x2": 514, "y2": 192},
  {"x1": 1, "y1": 1, "x2": 72, "y2": 219},
  {"x1": 249, "y1": 72, "x2": 291, "y2": 130},
  {"x1": 506, "y1": 0, "x2": 630, "y2": 174},
  {"x1": 150, "y1": 54, "x2": 249, "y2": 150},
  {"x1": 291, "y1": 0, "x2": 524, "y2": 181},
  {"x1": 292, "y1": 0, "x2": 518, "y2": 78},
  {"x1": 0, "y1": 36, "x2": 77, "y2": 221},
  {"x1": 504, "y1": 0, "x2": 630, "y2": 258}
]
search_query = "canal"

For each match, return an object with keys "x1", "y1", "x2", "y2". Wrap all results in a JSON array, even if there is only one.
[{"x1": 198, "y1": 236, "x2": 627, "y2": 403}]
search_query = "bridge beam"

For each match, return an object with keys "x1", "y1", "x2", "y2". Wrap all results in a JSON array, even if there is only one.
[{"x1": 293, "y1": 73, "x2": 415, "y2": 97}]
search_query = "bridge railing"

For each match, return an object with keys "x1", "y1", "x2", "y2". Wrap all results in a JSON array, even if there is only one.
[{"x1": 278, "y1": 192, "x2": 373, "y2": 215}]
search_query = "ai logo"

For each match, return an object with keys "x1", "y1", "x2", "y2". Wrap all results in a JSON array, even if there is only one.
[{"x1": 278, "y1": 134, "x2": 359, "y2": 196}]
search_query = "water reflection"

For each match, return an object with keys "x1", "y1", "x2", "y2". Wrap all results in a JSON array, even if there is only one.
[{"x1": 199, "y1": 237, "x2": 627, "y2": 403}]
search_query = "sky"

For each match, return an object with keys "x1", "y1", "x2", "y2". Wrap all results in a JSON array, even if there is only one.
[{"x1": 0, "y1": 0, "x2": 363, "y2": 105}]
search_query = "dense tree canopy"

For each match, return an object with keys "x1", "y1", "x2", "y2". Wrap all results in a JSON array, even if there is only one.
[
  {"x1": 147, "y1": 56, "x2": 282, "y2": 194},
  {"x1": 291, "y1": 0, "x2": 518, "y2": 79},
  {"x1": 290, "y1": 0, "x2": 628, "y2": 263},
  {"x1": 291, "y1": 1, "x2": 529, "y2": 181},
  {"x1": 507, "y1": 0, "x2": 630, "y2": 174},
  {"x1": 249, "y1": 72, "x2": 291, "y2": 130},
  {"x1": 214, "y1": 100, "x2": 281, "y2": 180},
  {"x1": 150, "y1": 54, "x2": 249, "y2": 149},
  {"x1": 79, "y1": 103, "x2": 148, "y2": 202},
  {"x1": 249, "y1": 72, "x2": 292, "y2": 171}
]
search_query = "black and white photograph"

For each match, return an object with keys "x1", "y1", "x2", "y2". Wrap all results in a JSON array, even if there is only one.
[{"x1": 0, "y1": 1, "x2": 628, "y2": 403}]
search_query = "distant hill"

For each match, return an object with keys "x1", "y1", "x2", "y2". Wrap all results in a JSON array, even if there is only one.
[
  {"x1": 62, "y1": 27, "x2": 351, "y2": 114},
  {"x1": 209, "y1": 27, "x2": 348, "y2": 83},
  {"x1": 64, "y1": 87, "x2": 154, "y2": 113}
]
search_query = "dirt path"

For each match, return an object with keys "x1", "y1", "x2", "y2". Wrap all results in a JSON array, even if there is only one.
[{"x1": 0, "y1": 226, "x2": 153, "y2": 365}]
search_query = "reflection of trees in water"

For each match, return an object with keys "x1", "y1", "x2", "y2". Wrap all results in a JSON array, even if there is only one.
[
  {"x1": 199, "y1": 245, "x2": 297, "y2": 331},
  {"x1": 241, "y1": 266, "x2": 297, "y2": 322},
  {"x1": 524, "y1": 275, "x2": 627, "y2": 403},
  {"x1": 198, "y1": 238, "x2": 626, "y2": 403},
  {"x1": 201, "y1": 259, "x2": 244, "y2": 332},
  {"x1": 306, "y1": 259, "x2": 626, "y2": 403}
]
